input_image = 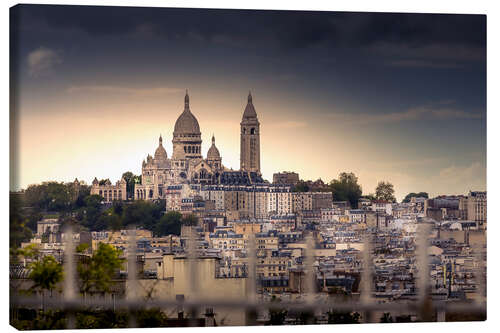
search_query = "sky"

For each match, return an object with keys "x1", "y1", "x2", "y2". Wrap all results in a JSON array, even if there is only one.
[{"x1": 9, "y1": 4, "x2": 486, "y2": 200}]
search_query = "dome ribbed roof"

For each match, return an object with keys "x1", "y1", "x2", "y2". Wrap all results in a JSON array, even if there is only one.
[
  {"x1": 174, "y1": 91, "x2": 201, "y2": 135},
  {"x1": 242, "y1": 92, "x2": 257, "y2": 119},
  {"x1": 207, "y1": 135, "x2": 221, "y2": 159}
]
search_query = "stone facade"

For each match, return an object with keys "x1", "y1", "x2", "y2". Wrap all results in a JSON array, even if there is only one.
[
  {"x1": 134, "y1": 91, "x2": 260, "y2": 201},
  {"x1": 459, "y1": 191, "x2": 487, "y2": 229},
  {"x1": 273, "y1": 171, "x2": 299, "y2": 185},
  {"x1": 134, "y1": 91, "x2": 225, "y2": 201},
  {"x1": 90, "y1": 177, "x2": 127, "y2": 203}
]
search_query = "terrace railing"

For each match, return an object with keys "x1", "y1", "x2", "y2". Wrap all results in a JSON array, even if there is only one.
[{"x1": 10, "y1": 224, "x2": 486, "y2": 327}]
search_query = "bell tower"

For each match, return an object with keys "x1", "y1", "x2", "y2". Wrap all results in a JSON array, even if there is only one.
[{"x1": 240, "y1": 92, "x2": 260, "y2": 173}]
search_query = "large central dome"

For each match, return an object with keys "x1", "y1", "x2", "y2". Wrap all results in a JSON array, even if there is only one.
[{"x1": 174, "y1": 91, "x2": 201, "y2": 135}]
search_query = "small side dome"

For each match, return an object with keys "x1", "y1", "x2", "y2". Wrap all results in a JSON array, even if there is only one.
[
  {"x1": 154, "y1": 135, "x2": 168, "y2": 160},
  {"x1": 207, "y1": 135, "x2": 221, "y2": 160}
]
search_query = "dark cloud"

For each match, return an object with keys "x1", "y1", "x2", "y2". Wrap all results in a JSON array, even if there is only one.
[
  {"x1": 13, "y1": 5, "x2": 485, "y2": 54},
  {"x1": 351, "y1": 13, "x2": 485, "y2": 47}
]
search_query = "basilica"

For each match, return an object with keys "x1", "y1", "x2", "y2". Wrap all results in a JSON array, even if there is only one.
[{"x1": 133, "y1": 91, "x2": 262, "y2": 201}]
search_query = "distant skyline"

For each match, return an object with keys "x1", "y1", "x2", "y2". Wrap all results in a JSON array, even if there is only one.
[{"x1": 10, "y1": 5, "x2": 486, "y2": 200}]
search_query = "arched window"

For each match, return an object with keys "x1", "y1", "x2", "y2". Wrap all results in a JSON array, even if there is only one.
[
  {"x1": 188, "y1": 146, "x2": 192, "y2": 153},
  {"x1": 243, "y1": 128, "x2": 246, "y2": 134},
  {"x1": 251, "y1": 128, "x2": 255, "y2": 135}
]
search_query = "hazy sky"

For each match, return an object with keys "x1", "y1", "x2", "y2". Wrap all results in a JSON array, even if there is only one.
[{"x1": 10, "y1": 5, "x2": 486, "y2": 200}]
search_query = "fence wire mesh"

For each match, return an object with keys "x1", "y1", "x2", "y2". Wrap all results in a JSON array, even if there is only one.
[{"x1": 10, "y1": 224, "x2": 487, "y2": 327}]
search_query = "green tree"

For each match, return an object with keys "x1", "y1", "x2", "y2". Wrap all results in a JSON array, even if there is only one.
[
  {"x1": 77, "y1": 243, "x2": 125, "y2": 295},
  {"x1": 154, "y1": 211, "x2": 183, "y2": 236},
  {"x1": 292, "y1": 181, "x2": 309, "y2": 192},
  {"x1": 47, "y1": 182, "x2": 76, "y2": 211},
  {"x1": 95, "y1": 212, "x2": 122, "y2": 231},
  {"x1": 121, "y1": 171, "x2": 136, "y2": 200},
  {"x1": 267, "y1": 296, "x2": 287, "y2": 325},
  {"x1": 402, "y1": 192, "x2": 429, "y2": 203},
  {"x1": 81, "y1": 194, "x2": 104, "y2": 230},
  {"x1": 327, "y1": 311, "x2": 360, "y2": 324},
  {"x1": 76, "y1": 243, "x2": 90, "y2": 254},
  {"x1": 15, "y1": 310, "x2": 67, "y2": 330},
  {"x1": 98, "y1": 179, "x2": 111, "y2": 186},
  {"x1": 28, "y1": 255, "x2": 64, "y2": 310},
  {"x1": 361, "y1": 193, "x2": 376, "y2": 201},
  {"x1": 24, "y1": 182, "x2": 77, "y2": 211},
  {"x1": 10, "y1": 244, "x2": 40, "y2": 267},
  {"x1": 329, "y1": 172, "x2": 362, "y2": 208},
  {"x1": 75, "y1": 310, "x2": 128, "y2": 329},
  {"x1": 24, "y1": 184, "x2": 49, "y2": 210},
  {"x1": 74, "y1": 185, "x2": 91, "y2": 208},
  {"x1": 122, "y1": 200, "x2": 164, "y2": 230},
  {"x1": 112, "y1": 200, "x2": 124, "y2": 216},
  {"x1": 380, "y1": 312, "x2": 393, "y2": 323},
  {"x1": 136, "y1": 308, "x2": 169, "y2": 327},
  {"x1": 181, "y1": 214, "x2": 198, "y2": 227},
  {"x1": 375, "y1": 181, "x2": 396, "y2": 202},
  {"x1": 133, "y1": 175, "x2": 142, "y2": 185},
  {"x1": 10, "y1": 193, "x2": 33, "y2": 248},
  {"x1": 92, "y1": 202, "x2": 125, "y2": 231}
]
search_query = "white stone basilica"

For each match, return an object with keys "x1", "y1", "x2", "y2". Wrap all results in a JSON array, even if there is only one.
[{"x1": 134, "y1": 91, "x2": 261, "y2": 201}]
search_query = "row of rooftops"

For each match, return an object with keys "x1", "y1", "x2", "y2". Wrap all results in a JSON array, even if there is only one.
[
  {"x1": 209, "y1": 228, "x2": 304, "y2": 240},
  {"x1": 165, "y1": 183, "x2": 294, "y2": 192}
]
